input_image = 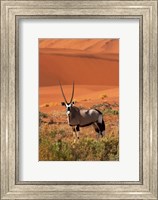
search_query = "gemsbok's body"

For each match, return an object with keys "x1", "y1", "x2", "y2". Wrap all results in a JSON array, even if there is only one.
[{"x1": 59, "y1": 81, "x2": 105, "y2": 141}]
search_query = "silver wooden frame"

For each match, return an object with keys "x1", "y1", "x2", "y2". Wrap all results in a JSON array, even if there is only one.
[{"x1": 1, "y1": 0, "x2": 157, "y2": 199}]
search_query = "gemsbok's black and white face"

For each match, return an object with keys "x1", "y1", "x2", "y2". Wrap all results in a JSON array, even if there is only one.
[
  {"x1": 61, "y1": 102, "x2": 74, "y2": 116},
  {"x1": 59, "y1": 81, "x2": 105, "y2": 142}
]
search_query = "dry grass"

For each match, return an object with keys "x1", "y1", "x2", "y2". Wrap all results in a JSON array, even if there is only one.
[
  {"x1": 39, "y1": 123, "x2": 119, "y2": 161},
  {"x1": 100, "y1": 94, "x2": 108, "y2": 99},
  {"x1": 39, "y1": 102, "x2": 119, "y2": 161}
]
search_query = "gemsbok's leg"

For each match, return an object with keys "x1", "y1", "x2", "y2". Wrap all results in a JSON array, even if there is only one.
[
  {"x1": 93, "y1": 123, "x2": 100, "y2": 139},
  {"x1": 72, "y1": 126, "x2": 77, "y2": 143},
  {"x1": 76, "y1": 125, "x2": 80, "y2": 139}
]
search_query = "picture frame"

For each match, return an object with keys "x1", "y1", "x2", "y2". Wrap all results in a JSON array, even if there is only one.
[{"x1": 0, "y1": 0, "x2": 157, "y2": 199}]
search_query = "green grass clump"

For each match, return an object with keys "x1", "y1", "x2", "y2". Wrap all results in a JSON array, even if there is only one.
[
  {"x1": 102, "y1": 108, "x2": 119, "y2": 116},
  {"x1": 39, "y1": 112, "x2": 49, "y2": 125},
  {"x1": 92, "y1": 102, "x2": 119, "y2": 116},
  {"x1": 39, "y1": 112, "x2": 48, "y2": 118},
  {"x1": 49, "y1": 140, "x2": 74, "y2": 161},
  {"x1": 50, "y1": 130, "x2": 57, "y2": 138}
]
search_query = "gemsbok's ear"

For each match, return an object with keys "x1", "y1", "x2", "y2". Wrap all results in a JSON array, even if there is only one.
[{"x1": 61, "y1": 102, "x2": 65, "y2": 106}]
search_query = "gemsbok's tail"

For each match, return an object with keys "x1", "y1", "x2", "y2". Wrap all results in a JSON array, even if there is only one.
[
  {"x1": 100, "y1": 119, "x2": 105, "y2": 136},
  {"x1": 95, "y1": 110, "x2": 105, "y2": 137}
]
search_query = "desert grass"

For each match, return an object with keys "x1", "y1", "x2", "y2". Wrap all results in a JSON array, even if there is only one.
[
  {"x1": 39, "y1": 102, "x2": 119, "y2": 161},
  {"x1": 39, "y1": 123, "x2": 119, "y2": 161}
]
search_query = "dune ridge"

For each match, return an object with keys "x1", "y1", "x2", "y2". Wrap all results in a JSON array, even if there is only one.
[
  {"x1": 39, "y1": 85, "x2": 118, "y2": 105},
  {"x1": 39, "y1": 39, "x2": 119, "y2": 54},
  {"x1": 39, "y1": 39, "x2": 119, "y2": 87},
  {"x1": 40, "y1": 49, "x2": 118, "y2": 61}
]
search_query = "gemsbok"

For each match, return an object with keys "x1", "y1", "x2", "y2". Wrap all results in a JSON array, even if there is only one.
[{"x1": 59, "y1": 81, "x2": 105, "y2": 141}]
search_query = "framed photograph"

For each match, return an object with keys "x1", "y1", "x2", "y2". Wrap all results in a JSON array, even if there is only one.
[
  {"x1": 39, "y1": 38, "x2": 119, "y2": 162},
  {"x1": 1, "y1": 0, "x2": 157, "y2": 199}
]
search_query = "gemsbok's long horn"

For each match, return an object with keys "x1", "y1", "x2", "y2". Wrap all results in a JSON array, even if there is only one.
[
  {"x1": 69, "y1": 81, "x2": 74, "y2": 103},
  {"x1": 59, "y1": 81, "x2": 68, "y2": 104}
]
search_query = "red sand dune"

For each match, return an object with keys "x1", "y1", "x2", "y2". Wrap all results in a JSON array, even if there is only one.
[
  {"x1": 39, "y1": 39, "x2": 119, "y2": 54},
  {"x1": 39, "y1": 39, "x2": 119, "y2": 87},
  {"x1": 39, "y1": 85, "x2": 118, "y2": 105}
]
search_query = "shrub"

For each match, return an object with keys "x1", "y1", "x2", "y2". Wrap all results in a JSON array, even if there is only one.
[
  {"x1": 102, "y1": 108, "x2": 119, "y2": 116},
  {"x1": 100, "y1": 94, "x2": 108, "y2": 99},
  {"x1": 50, "y1": 130, "x2": 57, "y2": 138},
  {"x1": 39, "y1": 125, "x2": 119, "y2": 161},
  {"x1": 39, "y1": 112, "x2": 48, "y2": 118},
  {"x1": 39, "y1": 112, "x2": 48, "y2": 125},
  {"x1": 48, "y1": 118, "x2": 54, "y2": 124}
]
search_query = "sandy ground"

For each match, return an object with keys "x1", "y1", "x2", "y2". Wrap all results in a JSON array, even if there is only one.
[
  {"x1": 39, "y1": 84, "x2": 119, "y2": 136},
  {"x1": 39, "y1": 85, "x2": 119, "y2": 113}
]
